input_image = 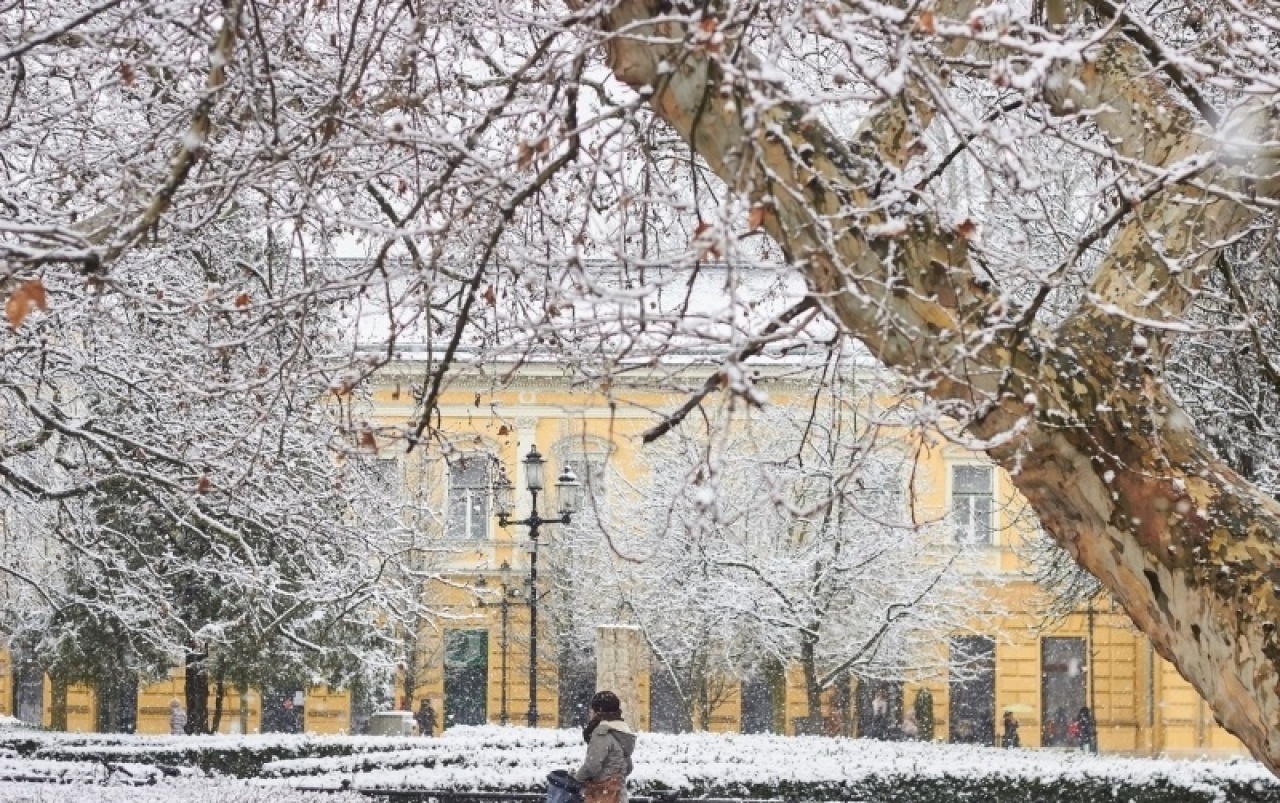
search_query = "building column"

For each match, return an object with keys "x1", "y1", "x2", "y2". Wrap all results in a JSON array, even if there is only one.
[{"x1": 514, "y1": 417, "x2": 538, "y2": 518}]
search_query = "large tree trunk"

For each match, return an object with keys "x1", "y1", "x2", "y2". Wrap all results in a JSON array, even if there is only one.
[
  {"x1": 585, "y1": 0, "x2": 1280, "y2": 773},
  {"x1": 49, "y1": 673, "x2": 68, "y2": 732},
  {"x1": 799, "y1": 635, "x2": 822, "y2": 731},
  {"x1": 238, "y1": 681, "x2": 250, "y2": 735},
  {"x1": 184, "y1": 651, "x2": 210, "y2": 735},
  {"x1": 211, "y1": 668, "x2": 226, "y2": 734}
]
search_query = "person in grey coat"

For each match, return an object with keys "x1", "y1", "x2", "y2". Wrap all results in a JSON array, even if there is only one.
[{"x1": 574, "y1": 691, "x2": 636, "y2": 803}]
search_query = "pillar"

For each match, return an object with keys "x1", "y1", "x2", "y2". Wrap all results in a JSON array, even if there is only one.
[{"x1": 596, "y1": 625, "x2": 650, "y2": 731}]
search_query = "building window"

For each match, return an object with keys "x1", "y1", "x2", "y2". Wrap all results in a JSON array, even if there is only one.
[
  {"x1": 951, "y1": 465, "x2": 993, "y2": 545},
  {"x1": 447, "y1": 455, "x2": 490, "y2": 540}
]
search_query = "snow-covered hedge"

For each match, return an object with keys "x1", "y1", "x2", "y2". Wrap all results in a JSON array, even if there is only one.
[
  {"x1": 269, "y1": 726, "x2": 1280, "y2": 803},
  {"x1": 0, "y1": 778, "x2": 367, "y2": 803},
  {"x1": 0, "y1": 731, "x2": 423, "y2": 779},
  {"x1": 4, "y1": 726, "x2": 1280, "y2": 802}
]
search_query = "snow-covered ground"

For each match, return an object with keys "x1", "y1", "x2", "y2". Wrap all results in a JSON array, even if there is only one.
[{"x1": 0, "y1": 725, "x2": 1275, "y2": 801}]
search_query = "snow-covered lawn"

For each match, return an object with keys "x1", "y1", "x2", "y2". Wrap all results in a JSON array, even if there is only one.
[{"x1": 0, "y1": 725, "x2": 1277, "y2": 801}]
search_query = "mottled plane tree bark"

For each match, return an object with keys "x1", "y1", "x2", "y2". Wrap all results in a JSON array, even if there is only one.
[{"x1": 578, "y1": 0, "x2": 1280, "y2": 771}]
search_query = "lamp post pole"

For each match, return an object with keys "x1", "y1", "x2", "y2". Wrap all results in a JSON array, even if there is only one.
[
  {"x1": 476, "y1": 561, "x2": 520, "y2": 726},
  {"x1": 527, "y1": 518, "x2": 540, "y2": 729},
  {"x1": 495, "y1": 445, "x2": 580, "y2": 729},
  {"x1": 500, "y1": 574, "x2": 511, "y2": 726}
]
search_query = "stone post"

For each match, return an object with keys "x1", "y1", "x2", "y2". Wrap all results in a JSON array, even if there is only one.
[{"x1": 596, "y1": 625, "x2": 650, "y2": 731}]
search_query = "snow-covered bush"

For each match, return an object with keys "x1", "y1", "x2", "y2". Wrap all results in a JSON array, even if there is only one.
[
  {"x1": 268, "y1": 726, "x2": 1280, "y2": 803},
  {"x1": 0, "y1": 732, "x2": 424, "y2": 779}
]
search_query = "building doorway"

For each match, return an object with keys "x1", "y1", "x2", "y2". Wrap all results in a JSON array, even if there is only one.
[
  {"x1": 261, "y1": 684, "x2": 305, "y2": 733},
  {"x1": 443, "y1": 629, "x2": 489, "y2": 727},
  {"x1": 12, "y1": 660, "x2": 42, "y2": 727},
  {"x1": 557, "y1": 650, "x2": 595, "y2": 729},
  {"x1": 648, "y1": 668, "x2": 690, "y2": 733},
  {"x1": 855, "y1": 680, "x2": 903, "y2": 739},
  {"x1": 949, "y1": 636, "x2": 995, "y2": 745},
  {"x1": 96, "y1": 674, "x2": 138, "y2": 733},
  {"x1": 1041, "y1": 637, "x2": 1087, "y2": 747},
  {"x1": 740, "y1": 671, "x2": 779, "y2": 734}
]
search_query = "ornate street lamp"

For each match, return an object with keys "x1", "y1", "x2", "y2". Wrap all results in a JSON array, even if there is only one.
[{"x1": 495, "y1": 445, "x2": 580, "y2": 727}]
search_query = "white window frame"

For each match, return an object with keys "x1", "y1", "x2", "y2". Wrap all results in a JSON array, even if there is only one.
[
  {"x1": 950, "y1": 464, "x2": 994, "y2": 546},
  {"x1": 447, "y1": 454, "x2": 491, "y2": 541}
]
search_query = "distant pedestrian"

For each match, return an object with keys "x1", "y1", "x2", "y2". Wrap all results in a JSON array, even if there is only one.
[
  {"x1": 169, "y1": 700, "x2": 187, "y2": 736},
  {"x1": 1075, "y1": 706, "x2": 1097, "y2": 753},
  {"x1": 900, "y1": 711, "x2": 920, "y2": 741},
  {"x1": 1048, "y1": 707, "x2": 1069, "y2": 746},
  {"x1": 866, "y1": 688, "x2": 889, "y2": 740},
  {"x1": 1001, "y1": 711, "x2": 1020, "y2": 748},
  {"x1": 415, "y1": 698, "x2": 437, "y2": 737}
]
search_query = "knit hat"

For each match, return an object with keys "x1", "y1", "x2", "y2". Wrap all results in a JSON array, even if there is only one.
[{"x1": 591, "y1": 690, "x2": 622, "y2": 715}]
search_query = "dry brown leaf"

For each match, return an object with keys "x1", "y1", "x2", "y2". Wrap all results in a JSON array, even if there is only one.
[
  {"x1": 391, "y1": 382, "x2": 402, "y2": 400},
  {"x1": 955, "y1": 218, "x2": 979, "y2": 240},
  {"x1": 917, "y1": 10, "x2": 936, "y2": 34},
  {"x1": 234, "y1": 292, "x2": 250, "y2": 308},
  {"x1": 6, "y1": 278, "x2": 49, "y2": 330},
  {"x1": 483, "y1": 284, "x2": 496, "y2": 306},
  {"x1": 196, "y1": 475, "x2": 212, "y2": 494},
  {"x1": 497, "y1": 424, "x2": 510, "y2": 436},
  {"x1": 748, "y1": 206, "x2": 766, "y2": 231},
  {"x1": 118, "y1": 63, "x2": 136, "y2": 86},
  {"x1": 358, "y1": 430, "x2": 378, "y2": 451},
  {"x1": 693, "y1": 222, "x2": 721, "y2": 259}
]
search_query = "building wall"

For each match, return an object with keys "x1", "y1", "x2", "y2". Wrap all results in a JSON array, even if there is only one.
[{"x1": 0, "y1": 363, "x2": 1252, "y2": 755}]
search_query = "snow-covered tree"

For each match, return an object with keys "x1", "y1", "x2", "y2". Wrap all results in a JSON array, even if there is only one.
[
  {"x1": 597, "y1": 379, "x2": 980, "y2": 730},
  {"x1": 4, "y1": 0, "x2": 1280, "y2": 769},
  {"x1": 0, "y1": 233, "x2": 431, "y2": 730}
]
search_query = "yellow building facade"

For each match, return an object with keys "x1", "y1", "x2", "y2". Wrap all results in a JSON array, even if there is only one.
[{"x1": 0, "y1": 358, "x2": 1246, "y2": 758}]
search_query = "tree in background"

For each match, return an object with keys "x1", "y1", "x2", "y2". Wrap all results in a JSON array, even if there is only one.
[
  {"x1": 914, "y1": 688, "x2": 936, "y2": 742},
  {"x1": 606, "y1": 382, "x2": 978, "y2": 731},
  {"x1": 0, "y1": 233, "x2": 428, "y2": 731}
]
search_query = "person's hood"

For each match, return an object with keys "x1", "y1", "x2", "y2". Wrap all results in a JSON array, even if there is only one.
[{"x1": 595, "y1": 718, "x2": 637, "y2": 756}]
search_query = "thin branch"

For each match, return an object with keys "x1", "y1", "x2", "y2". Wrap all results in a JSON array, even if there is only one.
[
  {"x1": 817, "y1": 553, "x2": 959, "y2": 689},
  {"x1": 1216, "y1": 253, "x2": 1280, "y2": 399},
  {"x1": 1081, "y1": 0, "x2": 1220, "y2": 127},
  {"x1": 642, "y1": 297, "x2": 818, "y2": 444}
]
